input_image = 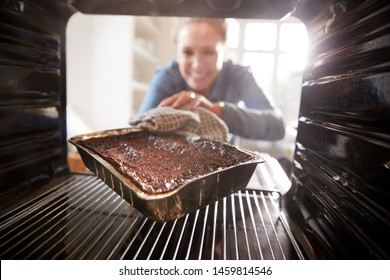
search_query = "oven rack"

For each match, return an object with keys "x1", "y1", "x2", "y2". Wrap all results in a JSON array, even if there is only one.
[{"x1": 0, "y1": 163, "x2": 303, "y2": 260}]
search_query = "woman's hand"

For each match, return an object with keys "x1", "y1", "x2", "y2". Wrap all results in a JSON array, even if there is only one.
[
  {"x1": 158, "y1": 91, "x2": 224, "y2": 117},
  {"x1": 158, "y1": 91, "x2": 200, "y2": 110}
]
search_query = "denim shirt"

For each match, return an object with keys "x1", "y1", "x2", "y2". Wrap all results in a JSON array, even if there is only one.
[{"x1": 139, "y1": 60, "x2": 285, "y2": 140}]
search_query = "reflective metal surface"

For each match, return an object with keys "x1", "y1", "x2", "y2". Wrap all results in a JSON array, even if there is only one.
[
  {"x1": 72, "y1": 0, "x2": 293, "y2": 19},
  {"x1": 0, "y1": 170, "x2": 302, "y2": 260},
  {"x1": 287, "y1": 0, "x2": 390, "y2": 259}
]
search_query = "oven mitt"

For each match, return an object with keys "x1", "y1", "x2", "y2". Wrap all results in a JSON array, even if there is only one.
[{"x1": 129, "y1": 106, "x2": 229, "y2": 142}]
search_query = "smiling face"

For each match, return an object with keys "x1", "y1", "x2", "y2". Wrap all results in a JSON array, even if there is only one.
[{"x1": 176, "y1": 20, "x2": 226, "y2": 96}]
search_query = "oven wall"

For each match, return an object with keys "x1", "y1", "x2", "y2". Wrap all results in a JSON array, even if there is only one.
[
  {"x1": 0, "y1": 1, "x2": 74, "y2": 191},
  {"x1": 286, "y1": 0, "x2": 390, "y2": 259},
  {"x1": 1, "y1": 0, "x2": 388, "y2": 260}
]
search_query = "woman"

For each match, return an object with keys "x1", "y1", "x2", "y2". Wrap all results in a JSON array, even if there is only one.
[{"x1": 139, "y1": 17, "x2": 285, "y2": 141}]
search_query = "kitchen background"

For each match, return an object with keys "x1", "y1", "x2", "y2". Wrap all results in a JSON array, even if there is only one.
[{"x1": 66, "y1": 13, "x2": 308, "y2": 170}]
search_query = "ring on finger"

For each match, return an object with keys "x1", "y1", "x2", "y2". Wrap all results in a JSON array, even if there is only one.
[{"x1": 189, "y1": 92, "x2": 196, "y2": 99}]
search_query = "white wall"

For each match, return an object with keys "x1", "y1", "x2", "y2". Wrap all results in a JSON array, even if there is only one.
[{"x1": 66, "y1": 13, "x2": 133, "y2": 135}]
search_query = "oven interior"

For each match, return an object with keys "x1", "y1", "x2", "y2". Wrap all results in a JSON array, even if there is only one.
[{"x1": 0, "y1": 0, "x2": 389, "y2": 260}]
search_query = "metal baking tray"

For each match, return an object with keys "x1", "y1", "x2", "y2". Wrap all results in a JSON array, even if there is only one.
[{"x1": 69, "y1": 128, "x2": 265, "y2": 222}]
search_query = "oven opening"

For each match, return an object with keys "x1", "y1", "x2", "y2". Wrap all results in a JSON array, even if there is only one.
[{"x1": 66, "y1": 14, "x2": 308, "y2": 177}]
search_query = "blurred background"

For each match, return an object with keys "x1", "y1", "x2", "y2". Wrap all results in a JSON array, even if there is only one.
[{"x1": 66, "y1": 13, "x2": 308, "y2": 173}]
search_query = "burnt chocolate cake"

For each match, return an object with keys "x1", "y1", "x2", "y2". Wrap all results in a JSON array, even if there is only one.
[{"x1": 80, "y1": 131, "x2": 254, "y2": 194}]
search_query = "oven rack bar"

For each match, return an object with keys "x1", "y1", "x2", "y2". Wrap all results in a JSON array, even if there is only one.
[{"x1": 0, "y1": 167, "x2": 302, "y2": 260}]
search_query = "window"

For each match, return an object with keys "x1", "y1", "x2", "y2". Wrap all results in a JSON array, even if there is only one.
[
  {"x1": 244, "y1": 22, "x2": 277, "y2": 51},
  {"x1": 227, "y1": 17, "x2": 308, "y2": 126}
]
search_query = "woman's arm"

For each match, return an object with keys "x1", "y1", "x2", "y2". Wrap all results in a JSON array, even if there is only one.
[
  {"x1": 217, "y1": 64, "x2": 285, "y2": 140},
  {"x1": 139, "y1": 63, "x2": 187, "y2": 113},
  {"x1": 221, "y1": 103, "x2": 285, "y2": 140},
  {"x1": 138, "y1": 69, "x2": 169, "y2": 113}
]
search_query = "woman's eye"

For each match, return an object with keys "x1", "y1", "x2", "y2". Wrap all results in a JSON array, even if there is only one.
[
  {"x1": 204, "y1": 50, "x2": 216, "y2": 56},
  {"x1": 182, "y1": 50, "x2": 193, "y2": 56}
]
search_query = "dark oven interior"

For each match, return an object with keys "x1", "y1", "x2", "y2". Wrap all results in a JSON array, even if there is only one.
[{"x1": 0, "y1": 0, "x2": 389, "y2": 260}]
